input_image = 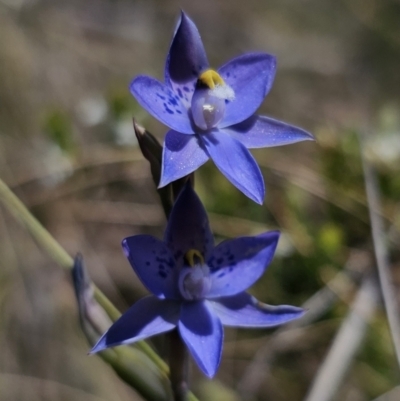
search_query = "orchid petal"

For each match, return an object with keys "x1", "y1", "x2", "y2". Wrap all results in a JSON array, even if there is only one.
[
  {"x1": 160, "y1": 130, "x2": 209, "y2": 188},
  {"x1": 201, "y1": 130, "x2": 265, "y2": 204},
  {"x1": 130, "y1": 76, "x2": 193, "y2": 134},
  {"x1": 122, "y1": 235, "x2": 180, "y2": 299},
  {"x1": 222, "y1": 115, "x2": 314, "y2": 148},
  {"x1": 211, "y1": 292, "x2": 305, "y2": 327},
  {"x1": 218, "y1": 53, "x2": 276, "y2": 128},
  {"x1": 179, "y1": 300, "x2": 223, "y2": 378},
  {"x1": 207, "y1": 231, "x2": 280, "y2": 298},
  {"x1": 90, "y1": 296, "x2": 179, "y2": 353},
  {"x1": 164, "y1": 184, "x2": 214, "y2": 268},
  {"x1": 165, "y1": 11, "x2": 209, "y2": 108}
]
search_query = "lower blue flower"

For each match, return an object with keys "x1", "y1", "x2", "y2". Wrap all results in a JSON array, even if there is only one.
[{"x1": 91, "y1": 184, "x2": 304, "y2": 377}]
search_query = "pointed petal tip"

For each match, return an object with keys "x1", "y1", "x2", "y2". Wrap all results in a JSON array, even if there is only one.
[
  {"x1": 129, "y1": 76, "x2": 141, "y2": 93},
  {"x1": 179, "y1": 9, "x2": 188, "y2": 19},
  {"x1": 303, "y1": 130, "x2": 316, "y2": 141},
  {"x1": 157, "y1": 178, "x2": 168, "y2": 189},
  {"x1": 254, "y1": 194, "x2": 264, "y2": 205},
  {"x1": 243, "y1": 181, "x2": 265, "y2": 205},
  {"x1": 203, "y1": 367, "x2": 217, "y2": 379},
  {"x1": 178, "y1": 9, "x2": 194, "y2": 27},
  {"x1": 248, "y1": 183, "x2": 265, "y2": 205},
  {"x1": 89, "y1": 337, "x2": 107, "y2": 355},
  {"x1": 244, "y1": 185, "x2": 264, "y2": 204},
  {"x1": 261, "y1": 229, "x2": 281, "y2": 243},
  {"x1": 293, "y1": 125, "x2": 315, "y2": 142},
  {"x1": 121, "y1": 238, "x2": 129, "y2": 257}
]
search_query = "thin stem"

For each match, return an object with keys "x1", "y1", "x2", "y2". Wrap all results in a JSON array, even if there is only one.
[
  {"x1": 0, "y1": 177, "x2": 167, "y2": 374},
  {"x1": 169, "y1": 330, "x2": 190, "y2": 401}
]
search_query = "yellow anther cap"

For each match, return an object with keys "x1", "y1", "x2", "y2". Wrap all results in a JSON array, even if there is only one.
[
  {"x1": 185, "y1": 249, "x2": 205, "y2": 267},
  {"x1": 198, "y1": 69, "x2": 225, "y2": 89}
]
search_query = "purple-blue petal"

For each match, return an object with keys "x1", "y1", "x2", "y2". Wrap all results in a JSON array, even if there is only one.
[
  {"x1": 122, "y1": 235, "x2": 180, "y2": 299},
  {"x1": 178, "y1": 300, "x2": 223, "y2": 378},
  {"x1": 159, "y1": 130, "x2": 209, "y2": 188},
  {"x1": 206, "y1": 231, "x2": 280, "y2": 298},
  {"x1": 164, "y1": 184, "x2": 214, "y2": 268},
  {"x1": 210, "y1": 292, "x2": 305, "y2": 327},
  {"x1": 222, "y1": 115, "x2": 314, "y2": 149},
  {"x1": 200, "y1": 130, "x2": 265, "y2": 204},
  {"x1": 218, "y1": 53, "x2": 276, "y2": 128},
  {"x1": 130, "y1": 75, "x2": 193, "y2": 134},
  {"x1": 90, "y1": 296, "x2": 180, "y2": 353},
  {"x1": 164, "y1": 11, "x2": 209, "y2": 108}
]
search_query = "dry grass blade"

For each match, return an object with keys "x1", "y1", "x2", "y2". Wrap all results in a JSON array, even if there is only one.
[
  {"x1": 303, "y1": 276, "x2": 378, "y2": 401},
  {"x1": 360, "y1": 133, "x2": 400, "y2": 367},
  {"x1": 237, "y1": 264, "x2": 359, "y2": 398}
]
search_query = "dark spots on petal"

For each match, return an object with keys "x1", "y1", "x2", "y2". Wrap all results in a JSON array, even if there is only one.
[
  {"x1": 226, "y1": 72, "x2": 231, "y2": 78},
  {"x1": 176, "y1": 110, "x2": 182, "y2": 114},
  {"x1": 168, "y1": 97, "x2": 179, "y2": 106},
  {"x1": 216, "y1": 258, "x2": 224, "y2": 265},
  {"x1": 183, "y1": 86, "x2": 190, "y2": 92},
  {"x1": 217, "y1": 272, "x2": 225, "y2": 278},
  {"x1": 228, "y1": 254, "x2": 235, "y2": 262},
  {"x1": 229, "y1": 267, "x2": 234, "y2": 272},
  {"x1": 157, "y1": 93, "x2": 166, "y2": 100},
  {"x1": 159, "y1": 271, "x2": 167, "y2": 278},
  {"x1": 163, "y1": 103, "x2": 174, "y2": 114},
  {"x1": 177, "y1": 88, "x2": 183, "y2": 98},
  {"x1": 145, "y1": 261, "x2": 150, "y2": 266},
  {"x1": 156, "y1": 256, "x2": 174, "y2": 268},
  {"x1": 156, "y1": 256, "x2": 174, "y2": 270}
]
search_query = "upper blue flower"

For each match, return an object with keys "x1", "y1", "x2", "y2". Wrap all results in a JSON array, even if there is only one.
[
  {"x1": 91, "y1": 184, "x2": 304, "y2": 377},
  {"x1": 130, "y1": 11, "x2": 314, "y2": 204}
]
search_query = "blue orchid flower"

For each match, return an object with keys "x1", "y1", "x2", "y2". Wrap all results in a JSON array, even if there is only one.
[
  {"x1": 91, "y1": 184, "x2": 304, "y2": 377},
  {"x1": 130, "y1": 11, "x2": 314, "y2": 204}
]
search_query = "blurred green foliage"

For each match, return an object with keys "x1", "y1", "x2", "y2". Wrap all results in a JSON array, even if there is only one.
[{"x1": 43, "y1": 109, "x2": 76, "y2": 154}]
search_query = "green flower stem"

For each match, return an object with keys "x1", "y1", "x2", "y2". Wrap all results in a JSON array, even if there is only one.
[
  {"x1": 0, "y1": 177, "x2": 166, "y2": 373},
  {"x1": 169, "y1": 329, "x2": 190, "y2": 401}
]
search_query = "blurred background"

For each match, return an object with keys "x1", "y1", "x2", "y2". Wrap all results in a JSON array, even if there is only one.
[{"x1": 1, "y1": 0, "x2": 400, "y2": 400}]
